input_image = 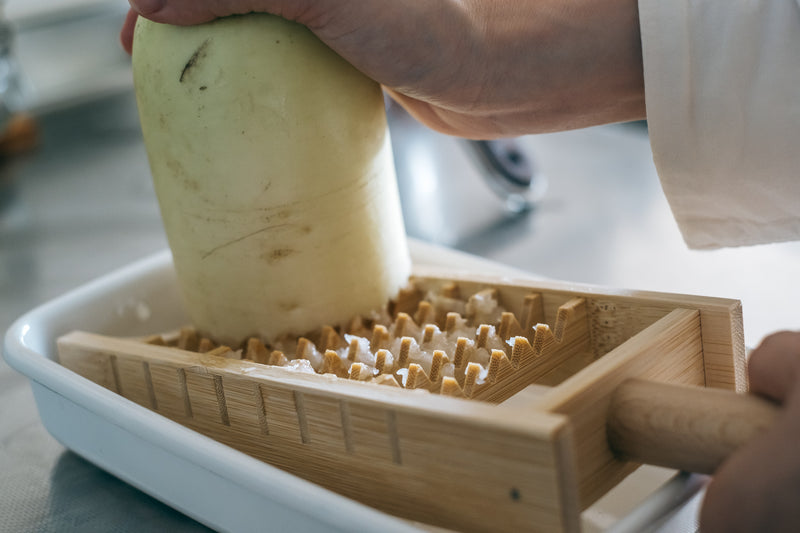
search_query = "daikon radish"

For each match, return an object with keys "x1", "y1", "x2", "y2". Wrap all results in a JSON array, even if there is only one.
[{"x1": 132, "y1": 14, "x2": 410, "y2": 345}]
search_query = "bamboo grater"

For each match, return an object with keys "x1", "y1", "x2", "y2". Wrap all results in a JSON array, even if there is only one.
[{"x1": 56, "y1": 267, "x2": 777, "y2": 533}]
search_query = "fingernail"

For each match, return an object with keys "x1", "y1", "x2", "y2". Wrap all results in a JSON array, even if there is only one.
[{"x1": 129, "y1": 0, "x2": 166, "y2": 15}]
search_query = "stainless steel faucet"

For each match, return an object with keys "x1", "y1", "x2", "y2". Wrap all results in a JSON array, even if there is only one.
[{"x1": 386, "y1": 100, "x2": 546, "y2": 246}]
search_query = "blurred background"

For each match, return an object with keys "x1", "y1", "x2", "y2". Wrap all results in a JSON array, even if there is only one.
[{"x1": 1, "y1": 1, "x2": 799, "y2": 531}]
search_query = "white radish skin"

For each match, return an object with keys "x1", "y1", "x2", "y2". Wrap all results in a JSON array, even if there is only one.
[{"x1": 132, "y1": 14, "x2": 410, "y2": 345}]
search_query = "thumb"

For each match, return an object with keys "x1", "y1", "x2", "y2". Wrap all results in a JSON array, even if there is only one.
[
  {"x1": 127, "y1": 0, "x2": 319, "y2": 26},
  {"x1": 120, "y1": 0, "x2": 323, "y2": 55},
  {"x1": 120, "y1": 9, "x2": 138, "y2": 55},
  {"x1": 122, "y1": 1, "x2": 348, "y2": 56},
  {"x1": 748, "y1": 331, "x2": 800, "y2": 403},
  {"x1": 127, "y1": 0, "x2": 223, "y2": 25}
]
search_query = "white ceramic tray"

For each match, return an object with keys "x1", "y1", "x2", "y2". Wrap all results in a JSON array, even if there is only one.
[
  {"x1": 4, "y1": 249, "x2": 707, "y2": 532},
  {"x1": 3, "y1": 250, "x2": 421, "y2": 533}
]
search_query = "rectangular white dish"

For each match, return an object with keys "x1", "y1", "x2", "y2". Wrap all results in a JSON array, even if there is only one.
[
  {"x1": 3, "y1": 250, "x2": 422, "y2": 532},
  {"x1": 3, "y1": 247, "x2": 707, "y2": 532}
]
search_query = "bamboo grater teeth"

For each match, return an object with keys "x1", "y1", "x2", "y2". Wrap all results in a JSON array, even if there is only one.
[
  {"x1": 57, "y1": 268, "x2": 746, "y2": 533},
  {"x1": 145, "y1": 281, "x2": 588, "y2": 403}
]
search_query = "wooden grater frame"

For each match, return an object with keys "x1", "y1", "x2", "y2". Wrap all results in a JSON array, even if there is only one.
[{"x1": 57, "y1": 267, "x2": 745, "y2": 532}]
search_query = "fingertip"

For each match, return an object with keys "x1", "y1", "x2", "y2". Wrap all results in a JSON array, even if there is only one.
[
  {"x1": 748, "y1": 330, "x2": 800, "y2": 402},
  {"x1": 120, "y1": 9, "x2": 138, "y2": 55},
  {"x1": 126, "y1": 0, "x2": 222, "y2": 26},
  {"x1": 128, "y1": 0, "x2": 166, "y2": 17}
]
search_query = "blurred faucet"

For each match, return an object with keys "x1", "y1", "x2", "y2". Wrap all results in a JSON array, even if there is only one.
[
  {"x1": 465, "y1": 138, "x2": 540, "y2": 214},
  {"x1": 386, "y1": 100, "x2": 546, "y2": 246},
  {"x1": 0, "y1": 3, "x2": 21, "y2": 127}
]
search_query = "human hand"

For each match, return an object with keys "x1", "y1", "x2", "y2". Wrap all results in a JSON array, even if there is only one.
[
  {"x1": 121, "y1": 0, "x2": 645, "y2": 138},
  {"x1": 700, "y1": 331, "x2": 800, "y2": 533}
]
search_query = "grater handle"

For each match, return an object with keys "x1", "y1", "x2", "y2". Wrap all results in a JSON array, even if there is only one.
[{"x1": 607, "y1": 379, "x2": 779, "y2": 475}]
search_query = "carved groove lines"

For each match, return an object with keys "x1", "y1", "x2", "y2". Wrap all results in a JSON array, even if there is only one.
[{"x1": 109, "y1": 350, "x2": 407, "y2": 465}]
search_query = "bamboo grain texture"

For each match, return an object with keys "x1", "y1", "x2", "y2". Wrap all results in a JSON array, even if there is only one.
[
  {"x1": 57, "y1": 270, "x2": 746, "y2": 532},
  {"x1": 607, "y1": 378, "x2": 779, "y2": 475}
]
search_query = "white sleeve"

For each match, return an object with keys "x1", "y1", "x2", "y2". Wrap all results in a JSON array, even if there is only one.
[{"x1": 638, "y1": 0, "x2": 800, "y2": 249}]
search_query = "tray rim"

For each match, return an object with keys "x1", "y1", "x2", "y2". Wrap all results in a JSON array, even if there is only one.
[
  {"x1": 3, "y1": 250, "x2": 420, "y2": 533},
  {"x1": 3, "y1": 248, "x2": 740, "y2": 532}
]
